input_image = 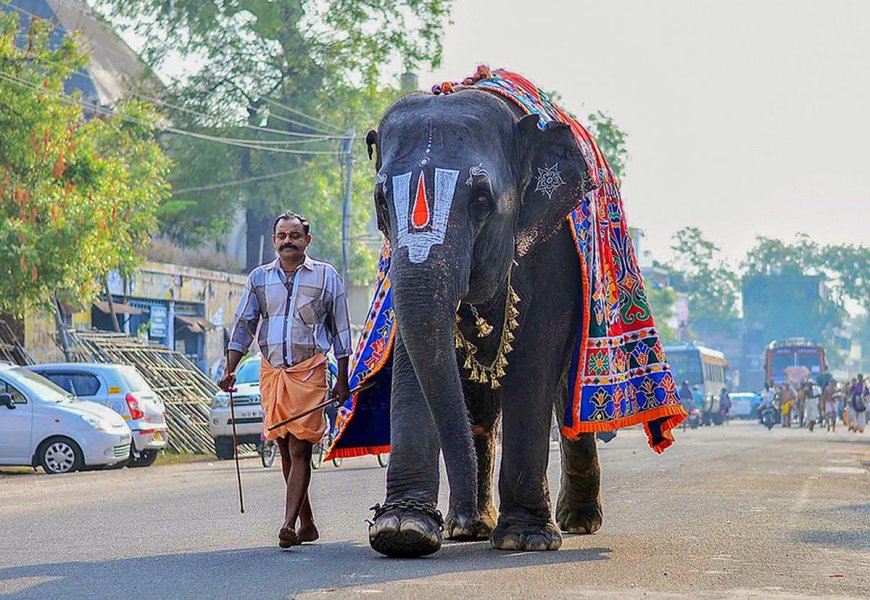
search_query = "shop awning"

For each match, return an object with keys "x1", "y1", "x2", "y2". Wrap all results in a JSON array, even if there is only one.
[
  {"x1": 93, "y1": 301, "x2": 144, "y2": 316},
  {"x1": 175, "y1": 315, "x2": 215, "y2": 334}
]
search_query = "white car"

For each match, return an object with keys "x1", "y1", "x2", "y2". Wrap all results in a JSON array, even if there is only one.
[
  {"x1": 0, "y1": 363, "x2": 132, "y2": 474},
  {"x1": 27, "y1": 363, "x2": 168, "y2": 467},
  {"x1": 210, "y1": 357, "x2": 263, "y2": 460}
]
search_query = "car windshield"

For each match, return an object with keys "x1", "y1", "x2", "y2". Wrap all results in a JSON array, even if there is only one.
[
  {"x1": 5, "y1": 367, "x2": 73, "y2": 403},
  {"x1": 119, "y1": 367, "x2": 151, "y2": 393},
  {"x1": 236, "y1": 359, "x2": 260, "y2": 385}
]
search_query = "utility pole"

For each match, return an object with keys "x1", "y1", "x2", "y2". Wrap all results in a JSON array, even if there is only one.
[{"x1": 341, "y1": 127, "x2": 355, "y2": 284}]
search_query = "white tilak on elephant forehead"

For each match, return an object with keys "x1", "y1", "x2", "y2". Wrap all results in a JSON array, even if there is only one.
[{"x1": 392, "y1": 168, "x2": 460, "y2": 263}]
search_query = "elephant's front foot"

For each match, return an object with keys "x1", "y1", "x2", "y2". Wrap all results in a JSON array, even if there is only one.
[
  {"x1": 490, "y1": 517, "x2": 562, "y2": 551},
  {"x1": 556, "y1": 497, "x2": 603, "y2": 534},
  {"x1": 368, "y1": 499, "x2": 444, "y2": 557},
  {"x1": 444, "y1": 503, "x2": 496, "y2": 541}
]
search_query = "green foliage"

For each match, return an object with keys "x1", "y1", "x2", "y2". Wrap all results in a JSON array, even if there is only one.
[
  {"x1": 667, "y1": 227, "x2": 740, "y2": 331},
  {"x1": 646, "y1": 285, "x2": 677, "y2": 343},
  {"x1": 586, "y1": 111, "x2": 627, "y2": 183},
  {"x1": 93, "y1": 0, "x2": 453, "y2": 283},
  {"x1": 0, "y1": 15, "x2": 171, "y2": 317}
]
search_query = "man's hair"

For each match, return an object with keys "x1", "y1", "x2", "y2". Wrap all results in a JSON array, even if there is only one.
[{"x1": 273, "y1": 211, "x2": 310, "y2": 235}]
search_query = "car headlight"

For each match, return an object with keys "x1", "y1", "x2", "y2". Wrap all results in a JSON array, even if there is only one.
[
  {"x1": 213, "y1": 394, "x2": 229, "y2": 409},
  {"x1": 81, "y1": 414, "x2": 109, "y2": 431}
]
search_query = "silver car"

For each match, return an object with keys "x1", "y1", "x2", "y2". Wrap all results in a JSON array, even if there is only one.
[
  {"x1": 27, "y1": 363, "x2": 168, "y2": 467},
  {"x1": 210, "y1": 357, "x2": 263, "y2": 460},
  {"x1": 0, "y1": 363, "x2": 132, "y2": 474}
]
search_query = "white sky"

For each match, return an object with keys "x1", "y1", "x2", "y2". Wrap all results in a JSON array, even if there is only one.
[{"x1": 418, "y1": 0, "x2": 870, "y2": 266}]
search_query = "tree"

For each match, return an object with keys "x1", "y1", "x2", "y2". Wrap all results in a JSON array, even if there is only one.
[
  {"x1": 646, "y1": 285, "x2": 677, "y2": 343},
  {"x1": 667, "y1": 227, "x2": 740, "y2": 334},
  {"x1": 0, "y1": 15, "x2": 171, "y2": 317},
  {"x1": 586, "y1": 111, "x2": 627, "y2": 183},
  {"x1": 93, "y1": 0, "x2": 453, "y2": 279}
]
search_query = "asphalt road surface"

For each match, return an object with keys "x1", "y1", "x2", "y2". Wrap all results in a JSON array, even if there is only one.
[{"x1": 1, "y1": 421, "x2": 867, "y2": 600}]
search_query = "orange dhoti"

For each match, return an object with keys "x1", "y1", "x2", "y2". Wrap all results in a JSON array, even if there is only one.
[{"x1": 260, "y1": 354, "x2": 328, "y2": 443}]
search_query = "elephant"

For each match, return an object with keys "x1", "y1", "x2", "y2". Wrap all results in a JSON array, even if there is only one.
[{"x1": 364, "y1": 86, "x2": 604, "y2": 558}]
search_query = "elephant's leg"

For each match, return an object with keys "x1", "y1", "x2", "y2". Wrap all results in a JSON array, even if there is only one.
[
  {"x1": 369, "y1": 333, "x2": 443, "y2": 557},
  {"x1": 490, "y1": 372, "x2": 561, "y2": 551},
  {"x1": 445, "y1": 391, "x2": 500, "y2": 540},
  {"x1": 555, "y1": 432, "x2": 603, "y2": 534}
]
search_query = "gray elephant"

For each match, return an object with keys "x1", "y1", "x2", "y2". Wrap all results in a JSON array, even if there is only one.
[{"x1": 354, "y1": 70, "x2": 682, "y2": 558}]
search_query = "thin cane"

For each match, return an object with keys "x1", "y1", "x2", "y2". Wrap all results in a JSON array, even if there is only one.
[{"x1": 228, "y1": 387, "x2": 245, "y2": 514}]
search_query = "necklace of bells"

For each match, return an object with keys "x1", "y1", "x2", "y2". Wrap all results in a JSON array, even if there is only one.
[{"x1": 454, "y1": 264, "x2": 520, "y2": 389}]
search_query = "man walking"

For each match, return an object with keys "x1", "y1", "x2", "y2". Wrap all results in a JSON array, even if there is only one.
[{"x1": 219, "y1": 211, "x2": 352, "y2": 548}]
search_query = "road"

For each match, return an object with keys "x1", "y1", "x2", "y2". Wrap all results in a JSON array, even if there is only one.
[{"x1": 0, "y1": 421, "x2": 867, "y2": 600}]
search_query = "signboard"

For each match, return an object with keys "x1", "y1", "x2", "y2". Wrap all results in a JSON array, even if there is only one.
[{"x1": 150, "y1": 305, "x2": 168, "y2": 338}]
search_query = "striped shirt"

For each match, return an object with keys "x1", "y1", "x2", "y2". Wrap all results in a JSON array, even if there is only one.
[{"x1": 228, "y1": 255, "x2": 353, "y2": 368}]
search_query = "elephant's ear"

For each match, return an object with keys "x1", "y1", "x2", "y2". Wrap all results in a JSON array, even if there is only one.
[{"x1": 515, "y1": 114, "x2": 592, "y2": 255}]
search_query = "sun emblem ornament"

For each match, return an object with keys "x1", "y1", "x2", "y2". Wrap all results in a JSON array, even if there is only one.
[{"x1": 534, "y1": 163, "x2": 565, "y2": 199}]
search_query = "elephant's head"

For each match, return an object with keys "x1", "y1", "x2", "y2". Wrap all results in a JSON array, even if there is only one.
[{"x1": 368, "y1": 90, "x2": 591, "y2": 515}]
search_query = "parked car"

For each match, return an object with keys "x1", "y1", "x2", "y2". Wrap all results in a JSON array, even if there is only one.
[
  {"x1": 210, "y1": 357, "x2": 263, "y2": 460},
  {"x1": 27, "y1": 363, "x2": 168, "y2": 467},
  {"x1": 210, "y1": 355, "x2": 339, "y2": 460},
  {"x1": 0, "y1": 363, "x2": 132, "y2": 474},
  {"x1": 728, "y1": 392, "x2": 761, "y2": 419}
]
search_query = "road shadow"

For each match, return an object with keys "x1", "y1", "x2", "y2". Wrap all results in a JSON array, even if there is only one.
[
  {"x1": 798, "y1": 529, "x2": 869, "y2": 551},
  {"x1": 0, "y1": 540, "x2": 610, "y2": 599}
]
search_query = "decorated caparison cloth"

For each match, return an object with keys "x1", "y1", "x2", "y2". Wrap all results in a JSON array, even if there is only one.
[{"x1": 327, "y1": 68, "x2": 686, "y2": 459}]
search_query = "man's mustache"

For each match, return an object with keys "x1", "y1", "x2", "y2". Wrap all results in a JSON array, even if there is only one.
[{"x1": 280, "y1": 243, "x2": 297, "y2": 251}]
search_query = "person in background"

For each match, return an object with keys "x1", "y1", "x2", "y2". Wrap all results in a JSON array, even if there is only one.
[
  {"x1": 719, "y1": 387, "x2": 731, "y2": 424},
  {"x1": 848, "y1": 374, "x2": 867, "y2": 433},
  {"x1": 780, "y1": 382, "x2": 795, "y2": 428},
  {"x1": 822, "y1": 381, "x2": 838, "y2": 432},
  {"x1": 804, "y1": 382, "x2": 821, "y2": 432}
]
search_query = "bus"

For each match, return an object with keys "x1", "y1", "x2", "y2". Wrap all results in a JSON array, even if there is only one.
[
  {"x1": 764, "y1": 339, "x2": 825, "y2": 385},
  {"x1": 665, "y1": 343, "x2": 728, "y2": 424}
]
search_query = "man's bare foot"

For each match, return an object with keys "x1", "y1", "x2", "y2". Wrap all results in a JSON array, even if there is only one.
[
  {"x1": 278, "y1": 526, "x2": 300, "y2": 549},
  {"x1": 297, "y1": 523, "x2": 319, "y2": 543}
]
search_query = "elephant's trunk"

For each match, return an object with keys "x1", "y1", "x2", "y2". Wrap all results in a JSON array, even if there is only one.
[{"x1": 391, "y1": 256, "x2": 478, "y2": 519}]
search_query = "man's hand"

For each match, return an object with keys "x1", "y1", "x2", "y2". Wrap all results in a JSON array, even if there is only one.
[
  {"x1": 218, "y1": 371, "x2": 237, "y2": 393},
  {"x1": 332, "y1": 379, "x2": 350, "y2": 403}
]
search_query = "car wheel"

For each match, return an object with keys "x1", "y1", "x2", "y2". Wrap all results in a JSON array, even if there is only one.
[
  {"x1": 214, "y1": 437, "x2": 235, "y2": 460},
  {"x1": 39, "y1": 437, "x2": 83, "y2": 474},
  {"x1": 129, "y1": 449, "x2": 159, "y2": 468}
]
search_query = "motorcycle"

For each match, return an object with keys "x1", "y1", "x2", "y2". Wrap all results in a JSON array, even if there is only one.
[
  {"x1": 682, "y1": 408, "x2": 700, "y2": 430},
  {"x1": 760, "y1": 405, "x2": 777, "y2": 430}
]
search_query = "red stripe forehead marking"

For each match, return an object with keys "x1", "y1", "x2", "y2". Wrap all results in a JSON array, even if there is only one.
[{"x1": 412, "y1": 171, "x2": 430, "y2": 228}]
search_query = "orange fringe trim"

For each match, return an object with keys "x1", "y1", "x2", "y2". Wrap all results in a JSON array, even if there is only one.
[
  {"x1": 561, "y1": 405, "x2": 688, "y2": 454},
  {"x1": 325, "y1": 445, "x2": 390, "y2": 461}
]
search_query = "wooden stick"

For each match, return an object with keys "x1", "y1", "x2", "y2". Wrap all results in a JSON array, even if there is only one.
[
  {"x1": 266, "y1": 382, "x2": 374, "y2": 432},
  {"x1": 229, "y1": 388, "x2": 245, "y2": 514}
]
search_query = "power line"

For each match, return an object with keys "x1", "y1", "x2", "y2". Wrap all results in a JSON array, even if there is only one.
[
  {"x1": 0, "y1": 70, "x2": 349, "y2": 156},
  {"x1": 261, "y1": 96, "x2": 345, "y2": 134},
  {"x1": 172, "y1": 166, "x2": 313, "y2": 194},
  {"x1": 5, "y1": 1, "x2": 348, "y2": 138}
]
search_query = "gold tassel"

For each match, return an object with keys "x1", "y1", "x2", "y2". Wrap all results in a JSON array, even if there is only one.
[
  {"x1": 508, "y1": 318, "x2": 519, "y2": 330},
  {"x1": 463, "y1": 355, "x2": 473, "y2": 370},
  {"x1": 490, "y1": 378, "x2": 500, "y2": 390},
  {"x1": 505, "y1": 331, "x2": 515, "y2": 343},
  {"x1": 503, "y1": 342, "x2": 513, "y2": 355},
  {"x1": 495, "y1": 365, "x2": 505, "y2": 378},
  {"x1": 469, "y1": 365, "x2": 480, "y2": 382},
  {"x1": 508, "y1": 306, "x2": 519, "y2": 319},
  {"x1": 479, "y1": 371, "x2": 488, "y2": 384}
]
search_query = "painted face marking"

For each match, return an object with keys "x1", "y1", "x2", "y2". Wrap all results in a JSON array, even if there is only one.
[
  {"x1": 376, "y1": 172, "x2": 387, "y2": 194},
  {"x1": 465, "y1": 163, "x2": 490, "y2": 186},
  {"x1": 412, "y1": 171, "x2": 430, "y2": 228},
  {"x1": 534, "y1": 163, "x2": 565, "y2": 199},
  {"x1": 392, "y1": 168, "x2": 459, "y2": 263}
]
